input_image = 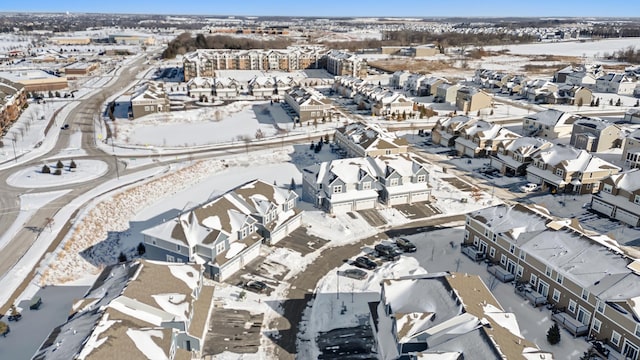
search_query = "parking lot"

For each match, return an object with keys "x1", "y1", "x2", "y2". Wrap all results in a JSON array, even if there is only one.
[
  {"x1": 394, "y1": 202, "x2": 441, "y2": 220},
  {"x1": 203, "y1": 306, "x2": 263, "y2": 357}
]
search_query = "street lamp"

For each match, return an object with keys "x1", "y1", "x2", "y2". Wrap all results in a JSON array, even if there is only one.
[{"x1": 336, "y1": 270, "x2": 340, "y2": 300}]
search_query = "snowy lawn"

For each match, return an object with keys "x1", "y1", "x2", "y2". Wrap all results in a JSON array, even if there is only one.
[{"x1": 7, "y1": 160, "x2": 108, "y2": 189}]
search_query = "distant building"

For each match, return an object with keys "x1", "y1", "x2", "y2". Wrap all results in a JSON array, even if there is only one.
[
  {"x1": 0, "y1": 77, "x2": 26, "y2": 135},
  {"x1": 0, "y1": 70, "x2": 67, "y2": 92},
  {"x1": 334, "y1": 121, "x2": 408, "y2": 158},
  {"x1": 129, "y1": 82, "x2": 170, "y2": 119},
  {"x1": 284, "y1": 86, "x2": 332, "y2": 123}
]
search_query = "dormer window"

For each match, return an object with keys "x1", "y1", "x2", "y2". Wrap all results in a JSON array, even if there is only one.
[
  {"x1": 635, "y1": 195, "x2": 640, "y2": 204},
  {"x1": 417, "y1": 175, "x2": 426, "y2": 183},
  {"x1": 555, "y1": 168, "x2": 564, "y2": 177},
  {"x1": 333, "y1": 185, "x2": 343, "y2": 193},
  {"x1": 362, "y1": 181, "x2": 371, "y2": 190},
  {"x1": 390, "y1": 178, "x2": 399, "y2": 186}
]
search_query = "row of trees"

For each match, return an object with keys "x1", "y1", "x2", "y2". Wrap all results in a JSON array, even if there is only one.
[{"x1": 162, "y1": 33, "x2": 293, "y2": 59}]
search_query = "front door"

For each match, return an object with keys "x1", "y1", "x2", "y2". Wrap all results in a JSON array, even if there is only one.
[
  {"x1": 576, "y1": 306, "x2": 591, "y2": 326},
  {"x1": 507, "y1": 260, "x2": 517, "y2": 275},
  {"x1": 537, "y1": 280, "x2": 549, "y2": 297},
  {"x1": 623, "y1": 340, "x2": 639, "y2": 360}
]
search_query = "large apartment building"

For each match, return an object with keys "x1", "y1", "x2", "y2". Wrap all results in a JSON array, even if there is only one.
[
  {"x1": 0, "y1": 77, "x2": 26, "y2": 136},
  {"x1": 463, "y1": 204, "x2": 640, "y2": 359}
]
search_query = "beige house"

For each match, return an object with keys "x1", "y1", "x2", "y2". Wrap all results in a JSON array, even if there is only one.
[
  {"x1": 186, "y1": 77, "x2": 214, "y2": 102},
  {"x1": 464, "y1": 203, "x2": 640, "y2": 359},
  {"x1": 284, "y1": 86, "x2": 333, "y2": 123},
  {"x1": 455, "y1": 87, "x2": 492, "y2": 112},
  {"x1": 526, "y1": 144, "x2": 620, "y2": 194},
  {"x1": 130, "y1": 82, "x2": 170, "y2": 119},
  {"x1": 591, "y1": 169, "x2": 640, "y2": 227},
  {"x1": 570, "y1": 117, "x2": 622, "y2": 152},
  {"x1": 324, "y1": 50, "x2": 367, "y2": 77},
  {"x1": 490, "y1": 137, "x2": 550, "y2": 177},
  {"x1": 522, "y1": 109, "x2": 578, "y2": 139},
  {"x1": 435, "y1": 83, "x2": 461, "y2": 104},
  {"x1": 431, "y1": 115, "x2": 473, "y2": 148},
  {"x1": 453, "y1": 119, "x2": 520, "y2": 158},
  {"x1": 334, "y1": 122, "x2": 408, "y2": 157},
  {"x1": 0, "y1": 77, "x2": 26, "y2": 136}
]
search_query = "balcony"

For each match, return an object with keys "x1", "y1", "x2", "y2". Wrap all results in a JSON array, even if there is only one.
[
  {"x1": 552, "y1": 311, "x2": 588, "y2": 337},
  {"x1": 460, "y1": 244, "x2": 485, "y2": 262},
  {"x1": 514, "y1": 283, "x2": 547, "y2": 307}
]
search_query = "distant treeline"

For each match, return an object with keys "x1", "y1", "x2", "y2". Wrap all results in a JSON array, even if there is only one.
[
  {"x1": 162, "y1": 33, "x2": 293, "y2": 58},
  {"x1": 580, "y1": 26, "x2": 640, "y2": 39},
  {"x1": 605, "y1": 46, "x2": 640, "y2": 63},
  {"x1": 321, "y1": 31, "x2": 537, "y2": 52}
]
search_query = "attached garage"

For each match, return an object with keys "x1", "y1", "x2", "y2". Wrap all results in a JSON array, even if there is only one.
[
  {"x1": 354, "y1": 199, "x2": 376, "y2": 210},
  {"x1": 331, "y1": 202, "x2": 353, "y2": 214},
  {"x1": 217, "y1": 240, "x2": 262, "y2": 281},
  {"x1": 388, "y1": 194, "x2": 409, "y2": 205},
  {"x1": 464, "y1": 146, "x2": 476, "y2": 158},
  {"x1": 526, "y1": 173, "x2": 542, "y2": 185},
  {"x1": 616, "y1": 208, "x2": 640, "y2": 227},
  {"x1": 591, "y1": 198, "x2": 615, "y2": 217},
  {"x1": 269, "y1": 213, "x2": 303, "y2": 245},
  {"x1": 410, "y1": 191, "x2": 430, "y2": 203}
]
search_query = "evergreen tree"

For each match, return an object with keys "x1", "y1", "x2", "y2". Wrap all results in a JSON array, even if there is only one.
[
  {"x1": 137, "y1": 242, "x2": 146, "y2": 256},
  {"x1": 595, "y1": 97, "x2": 600, "y2": 107},
  {"x1": 289, "y1": 178, "x2": 296, "y2": 190},
  {"x1": 616, "y1": 98, "x2": 622, "y2": 106},
  {"x1": 118, "y1": 252, "x2": 127, "y2": 263},
  {"x1": 546, "y1": 323, "x2": 561, "y2": 345},
  {"x1": 56, "y1": 160, "x2": 63, "y2": 168},
  {"x1": 70, "y1": 160, "x2": 77, "y2": 169},
  {"x1": 42, "y1": 164, "x2": 50, "y2": 174}
]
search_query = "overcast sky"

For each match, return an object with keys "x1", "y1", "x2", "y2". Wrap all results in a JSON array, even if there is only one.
[{"x1": 3, "y1": 0, "x2": 640, "y2": 18}]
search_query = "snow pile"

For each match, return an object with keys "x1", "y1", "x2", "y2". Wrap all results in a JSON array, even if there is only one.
[{"x1": 38, "y1": 149, "x2": 293, "y2": 285}]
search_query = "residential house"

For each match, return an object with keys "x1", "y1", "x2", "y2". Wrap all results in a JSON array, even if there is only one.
[
  {"x1": 491, "y1": 137, "x2": 551, "y2": 176},
  {"x1": 301, "y1": 154, "x2": 430, "y2": 213},
  {"x1": 369, "y1": 272, "x2": 554, "y2": 360},
  {"x1": 129, "y1": 82, "x2": 170, "y2": 119},
  {"x1": 520, "y1": 79, "x2": 558, "y2": 104},
  {"x1": 596, "y1": 73, "x2": 637, "y2": 95},
  {"x1": 591, "y1": 169, "x2": 640, "y2": 227},
  {"x1": 500, "y1": 74, "x2": 526, "y2": 95},
  {"x1": 453, "y1": 119, "x2": 520, "y2": 158},
  {"x1": 213, "y1": 77, "x2": 241, "y2": 99},
  {"x1": 554, "y1": 65, "x2": 574, "y2": 83},
  {"x1": 431, "y1": 115, "x2": 473, "y2": 148},
  {"x1": 455, "y1": 87, "x2": 492, "y2": 113},
  {"x1": 522, "y1": 109, "x2": 578, "y2": 139},
  {"x1": 622, "y1": 129, "x2": 640, "y2": 169},
  {"x1": 248, "y1": 76, "x2": 297, "y2": 99},
  {"x1": 434, "y1": 83, "x2": 461, "y2": 104},
  {"x1": 464, "y1": 203, "x2": 640, "y2": 359},
  {"x1": 325, "y1": 50, "x2": 367, "y2": 77},
  {"x1": 371, "y1": 92, "x2": 414, "y2": 118},
  {"x1": 143, "y1": 179, "x2": 301, "y2": 280},
  {"x1": 0, "y1": 77, "x2": 26, "y2": 135},
  {"x1": 334, "y1": 122, "x2": 408, "y2": 158},
  {"x1": 33, "y1": 259, "x2": 214, "y2": 360},
  {"x1": 548, "y1": 85, "x2": 593, "y2": 106},
  {"x1": 526, "y1": 144, "x2": 620, "y2": 194},
  {"x1": 403, "y1": 73, "x2": 427, "y2": 95},
  {"x1": 624, "y1": 109, "x2": 640, "y2": 123},
  {"x1": 284, "y1": 86, "x2": 333, "y2": 123},
  {"x1": 186, "y1": 77, "x2": 214, "y2": 102},
  {"x1": 570, "y1": 117, "x2": 622, "y2": 152},
  {"x1": 389, "y1": 70, "x2": 411, "y2": 89},
  {"x1": 417, "y1": 76, "x2": 445, "y2": 96}
]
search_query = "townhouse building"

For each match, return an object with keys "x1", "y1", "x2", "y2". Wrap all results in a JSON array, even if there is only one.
[
  {"x1": 0, "y1": 77, "x2": 26, "y2": 136},
  {"x1": 142, "y1": 179, "x2": 301, "y2": 281},
  {"x1": 301, "y1": 154, "x2": 430, "y2": 214},
  {"x1": 490, "y1": 136, "x2": 550, "y2": 177},
  {"x1": 526, "y1": 144, "x2": 620, "y2": 194},
  {"x1": 624, "y1": 109, "x2": 640, "y2": 124},
  {"x1": 324, "y1": 49, "x2": 367, "y2": 77},
  {"x1": 570, "y1": 117, "x2": 623, "y2": 152},
  {"x1": 596, "y1": 73, "x2": 637, "y2": 95},
  {"x1": 464, "y1": 204, "x2": 640, "y2": 359},
  {"x1": 369, "y1": 272, "x2": 554, "y2": 360},
  {"x1": 389, "y1": 70, "x2": 411, "y2": 89},
  {"x1": 622, "y1": 129, "x2": 640, "y2": 169},
  {"x1": 455, "y1": 87, "x2": 492, "y2": 113},
  {"x1": 591, "y1": 169, "x2": 640, "y2": 227},
  {"x1": 453, "y1": 119, "x2": 520, "y2": 158},
  {"x1": 130, "y1": 81, "x2": 170, "y2": 119},
  {"x1": 34, "y1": 260, "x2": 214, "y2": 360},
  {"x1": 417, "y1": 76, "x2": 446, "y2": 97},
  {"x1": 434, "y1": 82, "x2": 461, "y2": 104},
  {"x1": 284, "y1": 86, "x2": 333, "y2": 123},
  {"x1": 522, "y1": 109, "x2": 577, "y2": 139},
  {"x1": 186, "y1": 77, "x2": 214, "y2": 102},
  {"x1": 248, "y1": 75, "x2": 297, "y2": 99},
  {"x1": 333, "y1": 121, "x2": 408, "y2": 158},
  {"x1": 431, "y1": 115, "x2": 473, "y2": 148}
]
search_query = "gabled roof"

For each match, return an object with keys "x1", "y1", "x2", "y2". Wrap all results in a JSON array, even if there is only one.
[
  {"x1": 607, "y1": 169, "x2": 640, "y2": 192},
  {"x1": 336, "y1": 122, "x2": 408, "y2": 152},
  {"x1": 523, "y1": 109, "x2": 577, "y2": 127}
]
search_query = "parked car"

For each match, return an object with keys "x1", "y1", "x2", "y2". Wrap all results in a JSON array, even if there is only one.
[
  {"x1": 374, "y1": 244, "x2": 401, "y2": 260},
  {"x1": 60, "y1": 124, "x2": 69, "y2": 130},
  {"x1": 396, "y1": 238, "x2": 417, "y2": 253},
  {"x1": 341, "y1": 268, "x2": 368, "y2": 280},
  {"x1": 29, "y1": 296, "x2": 42, "y2": 310},
  {"x1": 353, "y1": 256, "x2": 377, "y2": 270},
  {"x1": 519, "y1": 183, "x2": 540, "y2": 193},
  {"x1": 7, "y1": 313, "x2": 21, "y2": 322},
  {"x1": 245, "y1": 280, "x2": 268, "y2": 293}
]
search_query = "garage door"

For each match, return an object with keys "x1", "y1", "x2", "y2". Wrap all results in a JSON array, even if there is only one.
[
  {"x1": 389, "y1": 194, "x2": 409, "y2": 205},
  {"x1": 220, "y1": 257, "x2": 243, "y2": 281},
  {"x1": 411, "y1": 191, "x2": 430, "y2": 203},
  {"x1": 355, "y1": 199, "x2": 376, "y2": 210},
  {"x1": 591, "y1": 198, "x2": 614, "y2": 217},
  {"x1": 490, "y1": 157, "x2": 503, "y2": 170},
  {"x1": 526, "y1": 173, "x2": 542, "y2": 184},
  {"x1": 331, "y1": 202, "x2": 353, "y2": 213},
  {"x1": 455, "y1": 143, "x2": 465, "y2": 154},
  {"x1": 464, "y1": 146, "x2": 476, "y2": 158},
  {"x1": 616, "y1": 208, "x2": 640, "y2": 227}
]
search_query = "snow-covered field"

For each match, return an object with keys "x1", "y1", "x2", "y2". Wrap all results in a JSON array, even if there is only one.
[
  {"x1": 7, "y1": 160, "x2": 108, "y2": 188},
  {"x1": 487, "y1": 37, "x2": 640, "y2": 58}
]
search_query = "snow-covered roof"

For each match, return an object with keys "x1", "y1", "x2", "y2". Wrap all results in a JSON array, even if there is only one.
[
  {"x1": 607, "y1": 168, "x2": 640, "y2": 192},
  {"x1": 523, "y1": 109, "x2": 577, "y2": 127},
  {"x1": 336, "y1": 121, "x2": 408, "y2": 153}
]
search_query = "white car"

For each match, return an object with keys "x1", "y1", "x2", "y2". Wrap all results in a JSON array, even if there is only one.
[{"x1": 519, "y1": 183, "x2": 539, "y2": 193}]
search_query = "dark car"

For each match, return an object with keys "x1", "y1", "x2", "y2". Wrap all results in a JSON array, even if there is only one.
[
  {"x1": 374, "y1": 244, "x2": 401, "y2": 260},
  {"x1": 353, "y1": 256, "x2": 377, "y2": 270},
  {"x1": 341, "y1": 268, "x2": 368, "y2": 280},
  {"x1": 61, "y1": 124, "x2": 69, "y2": 130},
  {"x1": 245, "y1": 280, "x2": 268, "y2": 293},
  {"x1": 396, "y1": 238, "x2": 417, "y2": 253}
]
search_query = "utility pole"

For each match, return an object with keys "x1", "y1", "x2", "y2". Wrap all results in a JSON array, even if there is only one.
[
  {"x1": 336, "y1": 270, "x2": 340, "y2": 300},
  {"x1": 11, "y1": 138, "x2": 17, "y2": 163}
]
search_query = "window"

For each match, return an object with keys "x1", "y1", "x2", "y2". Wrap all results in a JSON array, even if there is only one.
[
  {"x1": 390, "y1": 178, "x2": 399, "y2": 186},
  {"x1": 517, "y1": 265, "x2": 524, "y2": 277},
  {"x1": 489, "y1": 247, "x2": 496, "y2": 258},
  {"x1": 602, "y1": 184, "x2": 613, "y2": 193},
  {"x1": 592, "y1": 318, "x2": 602, "y2": 333},
  {"x1": 611, "y1": 331, "x2": 621, "y2": 346},
  {"x1": 597, "y1": 300, "x2": 605, "y2": 314},
  {"x1": 466, "y1": 218, "x2": 470, "y2": 225},
  {"x1": 519, "y1": 251, "x2": 526, "y2": 261},
  {"x1": 530, "y1": 273, "x2": 538, "y2": 286},
  {"x1": 464, "y1": 230, "x2": 469, "y2": 240},
  {"x1": 581, "y1": 289, "x2": 589, "y2": 301},
  {"x1": 385, "y1": 149, "x2": 393, "y2": 155},
  {"x1": 492, "y1": 233, "x2": 497, "y2": 242},
  {"x1": 555, "y1": 168, "x2": 564, "y2": 177},
  {"x1": 568, "y1": 299, "x2": 577, "y2": 313},
  {"x1": 545, "y1": 266, "x2": 552, "y2": 277},
  {"x1": 362, "y1": 181, "x2": 371, "y2": 190},
  {"x1": 417, "y1": 174, "x2": 426, "y2": 183},
  {"x1": 500, "y1": 254, "x2": 507, "y2": 266},
  {"x1": 509, "y1": 244, "x2": 515, "y2": 254},
  {"x1": 166, "y1": 255, "x2": 175, "y2": 262},
  {"x1": 216, "y1": 242, "x2": 225, "y2": 254},
  {"x1": 473, "y1": 236, "x2": 479, "y2": 246},
  {"x1": 333, "y1": 185, "x2": 343, "y2": 193},
  {"x1": 556, "y1": 274, "x2": 563, "y2": 285},
  {"x1": 636, "y1": 324, "x2": 640, "y2": 338},
  {"x1": 635, "y1": 195, "x2": 640, "y2": 205},
  {"x1": 484, "y1": 228, "x2": 490, "y2": 238},
  {"x1": 552, "y1": 289, "x2": 561, "y2": 302},
  {"x1": 176, "y1": 245, "x2": 181, "y2": 251}
]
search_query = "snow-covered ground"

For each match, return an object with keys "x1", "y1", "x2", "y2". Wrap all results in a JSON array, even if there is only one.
[
  {"x1": 487, "y1": 37, "x2": 640, "y2": 58},
  {"x1": 7, "y1": 159, "x2": 108, "y2": 188}
]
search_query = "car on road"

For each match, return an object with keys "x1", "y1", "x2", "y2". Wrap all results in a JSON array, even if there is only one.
[
  {"x1": 245, "y1": 280, "x2": 268, "y2": 293},
  {"x1": 477, "y1": 165, "x2": 498, "y2": 174},
  {"x1": 353, "y1": 256, "x2": 377, "y2": 270},
  {"x1": 396, "y1": 238, "x2": 417, "y2": 253},
  {"x1": 374, "y1": 244, "x2": 401, "y2": 260},
  {"x1": 60, "y1": 124, "x2": 69, "y2": 130},
  {"x1": 341, "y1": 268, "x2": 368, "y2": 280},
  {"x1": 519, "y1": 183, "x2": 540, "y2": 193}
]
